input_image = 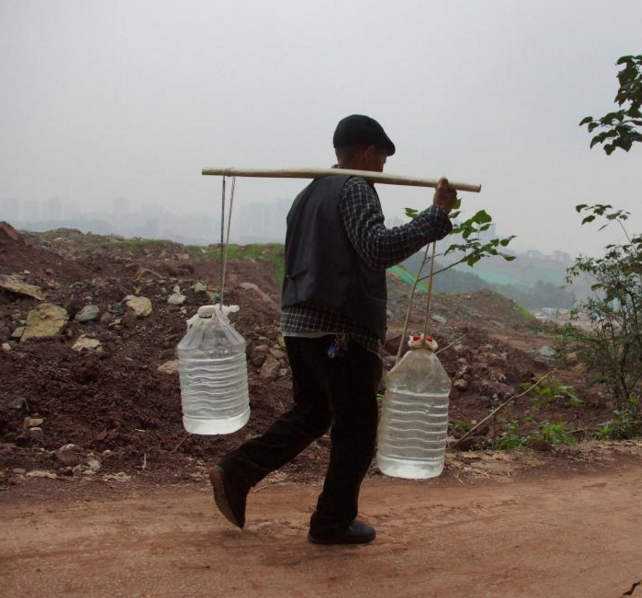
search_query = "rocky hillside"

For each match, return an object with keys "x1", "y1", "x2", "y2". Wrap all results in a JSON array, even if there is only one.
[{"x1": 0, "y1": 224, "x2": 611, "y2": 487}]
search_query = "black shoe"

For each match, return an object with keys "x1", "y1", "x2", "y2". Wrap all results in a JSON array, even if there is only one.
[
  {"x1": 308, "y1": 519, "x2": 376, "y2": 545},
  {"x1": 208, "y1": 465, "x2": 248, "y2": 529}
]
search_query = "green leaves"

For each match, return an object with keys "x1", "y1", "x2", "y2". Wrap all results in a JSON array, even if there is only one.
[{"x1": 580, "y1": 54, "x2": 642, "y2": 154}]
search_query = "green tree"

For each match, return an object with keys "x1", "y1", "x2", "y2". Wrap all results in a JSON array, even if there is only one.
[
  {"x1": 579, "y1": 55, "x2": 642, "y2": 154},
  {"x1": 568, "y1": 54, "x2": 642, "y2": 415}
]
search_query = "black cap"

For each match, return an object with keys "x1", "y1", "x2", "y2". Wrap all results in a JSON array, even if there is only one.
[{"x1": 333, "y1": 114, "x2": 396, "y2": 156}]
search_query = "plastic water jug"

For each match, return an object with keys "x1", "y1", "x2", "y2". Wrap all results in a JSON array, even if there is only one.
[
  {"x1": 178, "y1": 305, "x2": 250, "y2": 435},
  {"x1": 377, "y1": 344, "x2": 451, "y2": 479}
]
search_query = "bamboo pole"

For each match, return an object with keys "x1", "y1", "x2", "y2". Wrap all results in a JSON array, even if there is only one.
[{"x1": 202, "y1": 167, "x2": 481, "y2": 193}]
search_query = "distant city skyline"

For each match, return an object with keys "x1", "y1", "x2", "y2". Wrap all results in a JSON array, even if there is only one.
[{"x1": 1, "y1": 194, "x2": 571, "y2": 267}]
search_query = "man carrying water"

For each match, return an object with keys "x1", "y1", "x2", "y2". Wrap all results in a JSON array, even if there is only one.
[{"x1": 210, "y1": 114, "x2": 457, "y2": 544}]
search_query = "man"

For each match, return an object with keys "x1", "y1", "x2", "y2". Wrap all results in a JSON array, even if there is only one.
[{"x1": 210, "y1": 114, "x2": 457, "y2": 544}]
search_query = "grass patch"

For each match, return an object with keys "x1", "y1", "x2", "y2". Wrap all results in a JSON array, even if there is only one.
[{"x1": 192, "y1": 243, "x2": 285, "y2": 284}]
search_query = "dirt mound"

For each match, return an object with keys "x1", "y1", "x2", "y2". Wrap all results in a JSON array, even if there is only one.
[
  {"x1": 0, "y1": 222, "x2": 90, "y2": 284},
  {"x1": 0, "y1": 228, "x2": 616, "y2": 487}
]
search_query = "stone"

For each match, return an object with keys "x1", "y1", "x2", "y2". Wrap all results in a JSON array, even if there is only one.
[
  {"x1": 86, "y1": 456, "x2": 102, "y2": 473},
  {"x1": 72, "y1": 335, "x2": 102, "y2": 352},
  {"x1": 0, "y1": 274, "x2": 45, "y2": 300},
  {"x1": 55, "y1": 447, "x2": 83, "y2": 467},
  {"x1": 2, "y1": 342, "x2": 11, "y2": 352},
  {"x1": 278, "y1": 368, "x2": 289, "y2": 377},
  {"x1": 238, "y1": 282, "x2": 278, "y2": 309},
  {"x1": 270, "y1": 348, "x2": 285, "y2": 360},
  {"x1": 167, "y1": 292, "x2": 186, "y2": 306},
  {"x1": 25, "y1": 470, "x2": 57, "y2": 479},
  {"x1": 259, "y1": 354, "x2": 280, "y2": 379},
  {"x1": 565, "y1": 352, "x2": 579, "y2": 364},
  {"x1": 453, "y1": 379, "x2": 469, "y2": 391},
  {"x1": 75, "y1": 305, "x2": 100, "y2": 323},
  {"x1": 537, "y1": 345, "x2": 556, "y2": 359},
  {"x1": 431, "y1": 314, "x2": 448, "y2": 325},
  {"x1": 192, "y1": 282, "x2": 208, "y2": 294},
  {"x1": 24, "y1": 417, "x2": 44, "y2": 428},
  {"x1": 22, "y1": 304, "x2": 69, "y2": 341},
  {"x1": 158, "y1": 360, "x2": 179, "y2": 375},
  {"x1": 99, "y1": 312, "x2": 114, "y2": 325},
  {"x1": 124, "y1": 295, "x2": 153, "y2": 317},
  {"x1": 11, "y1": 327, "x2": 25, "y2": 339}
]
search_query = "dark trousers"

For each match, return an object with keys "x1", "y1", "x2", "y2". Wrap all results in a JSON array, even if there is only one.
[{"x1": 219, "y1": 335, "x2": 382, "y2": 536}]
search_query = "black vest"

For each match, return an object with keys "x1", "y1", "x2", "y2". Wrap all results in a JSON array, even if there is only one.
[{"x1": 281, "y1": 175, "x2": 387, "y2": 342}]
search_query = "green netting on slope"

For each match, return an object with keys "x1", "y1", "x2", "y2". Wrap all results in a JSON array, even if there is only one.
[{"x1": 387, "y1": 265, "x2": 427, "y2": 293}]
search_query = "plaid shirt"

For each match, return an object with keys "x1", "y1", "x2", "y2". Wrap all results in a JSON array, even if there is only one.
[{"x1": 280, "y1": 175, "x2": 453, "y2": 354}]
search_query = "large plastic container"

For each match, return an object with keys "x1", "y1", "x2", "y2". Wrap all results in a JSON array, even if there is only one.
[
  {"x1": 178, "y1": 305, "x2": 250, "y2": 435},
  {"x1": 377, "y1": 347, "x2": 451, "y2": 479}
]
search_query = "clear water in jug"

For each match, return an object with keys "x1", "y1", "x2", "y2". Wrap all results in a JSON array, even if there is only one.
[
  {"x1": 178, "y1": 305, "x2": 250, "y2": 435},
  {"x1": 377, "y1": 346, "x2": 451, "y2": 479}
]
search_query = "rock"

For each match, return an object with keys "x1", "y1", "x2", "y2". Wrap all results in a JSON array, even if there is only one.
[
  {"x1": 431, "y1": 314, "x2": 448, "y2": 325},
  {"x1": 565, "y1": 352, "x2": 578, "y2": 364},
  {"x1": 0, "y1": 274, "x2": 45, "y2": 300},
  {"x1": 260, "y1": 354, "x2": 280, "y2": 379},
  {"x1": 192, "y1": 282, "x2": 208, "y2": 294},
  {"x1": 278, "y1": 368, "x2": 289, "y2": 377},
  {"x1": 537, "y1": 345, "x2": 556, "y2": 358},
  {"x1": 55, "y1": 446, "x2": 83, "y2": 467},
  {"x1": 75, "y1": 305, "x2": 100, "y2": 323},
  {"x1": 99, "y1": 312, "x2": 114, "y2": 325},
  {"x1": 527, "y1": 439, "x2": 552, "y2": 452},
  {"x1": 2, "y1": 342, "x2": 11, "y2": 352},
  {"x1": 25, "y1": 470, "x2": 58, "y2": 479},
  {"x1": 24, "y1": 417, "x2": 44, "y2": 428},
  {"x1": 72, "y1": 335, "x2": 103, "y2": 352},
  {"x1": 270, "y1": 348, "x2": 285, "y2": 360},
  {"x1": 453, "y1": 379, "x2": 469, "y2": 391},
  {"x1": 11, "y1": 327, "x2": 25, "y2": 339},
  {"x1": 22, "y1": 303, "x2": 69, "y2": 341},
  {"x1": 86, "y1": 456, "x2": 102, "y2": 473},
  {"x1": 124, "y1": 295, "x2": 153, "y2": 317},
  {"x1": 158, "y1": 360, "x2": 179, "y2": 374},
  {"x1": 238, "y1": 282, "x2": 278, "y2": 309},
  {"x1": 12, "y1": 397, "x2": 27, "y2": 410},
  {"x1": 167, "y1": 292, "x2": 186, "y2": 306},
  {"x1": 250, "y1": 345, "x2": 269, "y2": 367}
]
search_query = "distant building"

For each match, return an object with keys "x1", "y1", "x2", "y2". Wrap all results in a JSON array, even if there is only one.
[
  {"x1": 552, "y1": 250, "x2": 571, "y2": 267},
  {"x1": 42, "y1": 198, "x2": 62, "y2": 222},
  {"x1": 112, "y1": 197, "x2": 129, "y2": 223},
  {"x1": 23, "y1": 200, "x2": 40, "y2": 223}
]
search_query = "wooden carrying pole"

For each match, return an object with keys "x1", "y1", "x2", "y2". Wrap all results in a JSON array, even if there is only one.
[{"x1": 202, "y1": 167, "x2": 481, "y2": 193}]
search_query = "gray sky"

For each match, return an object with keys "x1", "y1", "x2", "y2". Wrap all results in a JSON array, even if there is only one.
[{"x1": 1, "y1": 0, "x2": 641, "y2": 256}]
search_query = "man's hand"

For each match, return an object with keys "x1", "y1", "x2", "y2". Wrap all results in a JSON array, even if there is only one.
[{"x1": 432, "y1": 177, "x2": 457, "y2": 215}]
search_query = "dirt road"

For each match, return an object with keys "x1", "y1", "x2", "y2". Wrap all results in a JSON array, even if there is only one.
[{"x1": 2, "y1": 465, "x2": 642, "y2": 598}]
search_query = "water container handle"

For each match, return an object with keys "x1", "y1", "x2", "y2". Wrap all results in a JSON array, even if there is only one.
[{"x1": 197, "y1": 305, "x2": 218, "y2": 318}]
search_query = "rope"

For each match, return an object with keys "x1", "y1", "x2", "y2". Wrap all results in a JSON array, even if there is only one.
[
  {"x1": 421, "y1": 242, "x2": 438, "y2": 347},
  {"x1": 218, "y1": 176, "x2": 237, "y2": 307},
  {"x1": 219, "y1": 177, "x2": 226, "y2": 303}
]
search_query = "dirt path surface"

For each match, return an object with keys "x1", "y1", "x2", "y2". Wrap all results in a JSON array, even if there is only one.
[{"x1": 3, "y1": 465, "x2": 642, "y2": 598}]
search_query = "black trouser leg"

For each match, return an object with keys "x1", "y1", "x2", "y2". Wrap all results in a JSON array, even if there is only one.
[
  {"x1": 219, "y1": 336, "x2": 334, "y2": 489},
  {"x1": 309, "y1": 340, "x2": 382, "y2": 536}
]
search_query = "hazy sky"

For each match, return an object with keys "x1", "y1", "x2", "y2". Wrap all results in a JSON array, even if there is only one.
[{"x1": 1, "y1": 0, "x2": 641, "y2": 256}]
